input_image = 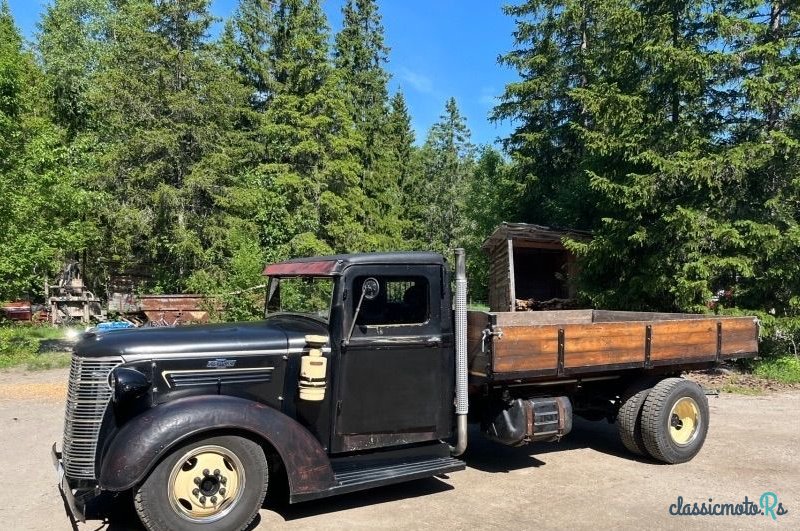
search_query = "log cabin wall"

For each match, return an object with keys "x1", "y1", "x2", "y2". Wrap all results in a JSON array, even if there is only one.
[{"x1": 487, "y1": 238, "x2": 514, "y2": 312}]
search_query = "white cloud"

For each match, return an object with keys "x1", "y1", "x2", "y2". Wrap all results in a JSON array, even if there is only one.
[
  {"x1": 398, "y1": 67, "x2": 434, "y2": 94},
  {"x1": 479, "y1": 86, "x2": 499, "y2": 107}
]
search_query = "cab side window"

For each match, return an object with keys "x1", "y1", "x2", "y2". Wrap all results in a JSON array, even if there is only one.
[{"x1": 353, "y1": 276, "x2": 429, "y2": 326}]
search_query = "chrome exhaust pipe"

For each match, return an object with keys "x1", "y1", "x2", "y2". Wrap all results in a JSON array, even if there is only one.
[{"x1": 450, "y1": 248, "x2": 468, "y2": 456}]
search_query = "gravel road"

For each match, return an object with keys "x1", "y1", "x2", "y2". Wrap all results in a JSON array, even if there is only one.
[{"x1": 1, "y1": 367, "x2": 797, "y2": 531}]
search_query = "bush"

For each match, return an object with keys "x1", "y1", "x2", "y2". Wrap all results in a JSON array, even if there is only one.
[{"x1": 0, "y1": 325, "x2": 70, "y2": 369}]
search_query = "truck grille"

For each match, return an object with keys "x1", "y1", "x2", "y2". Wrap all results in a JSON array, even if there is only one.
[{"x1": 62, "y1": 355, "x2": 121, "y2": 480}]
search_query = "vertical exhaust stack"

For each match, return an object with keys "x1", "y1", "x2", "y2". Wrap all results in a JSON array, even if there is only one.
[{"x1": 451, "y1": 248, "x2": 468, "y2": 456}]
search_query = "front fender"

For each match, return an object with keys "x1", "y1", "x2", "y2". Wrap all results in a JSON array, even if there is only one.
[{"x1": 98, "y1": 395, "x2": 335, "y2": 498}]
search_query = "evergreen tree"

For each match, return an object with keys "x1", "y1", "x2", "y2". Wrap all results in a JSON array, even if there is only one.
[
  {"x1": 387, "y1": 90, "x2": 422, "y2": 245},
  {"x1": 333, "y1": 0, "x2": 400, "y2": 247},
  {"x1": 419, "y1": 97, "x2": 475, "y2": 252},
  {"x1": 37, "y1": 0, "x2": 109, "y2": 138},
  {"x1": 260, "y1": 0, "x2": 366, "y2": 256},
  {"x1": 222, "y1": 0, "x2": 274, "y2": 112},
  {"x1": 463, "y1": 146, "x2": 515, "y2": 302},
  {"x1": 714, "y1": 1, "x2": 800, "y2": 313},
  {"x1": 493, "y1": 0, "x2": 599, "y2": 229},
  {"x1": 496, "y1": 0, "x2": 749, "y2": 311},
  {"x1": 89, "y1": 0, "x2": 253, "y2": 291}
]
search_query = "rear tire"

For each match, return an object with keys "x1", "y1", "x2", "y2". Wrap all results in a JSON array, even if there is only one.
[
  {"x1": 134, "y1": 435, "x2": 268, "y2": 531},
  {"x1": 616, "y1": 379, "x2": 656, "y2": 456},
  {"x1": 640, "y1": 378, "x2": 709, "y2": 464}
]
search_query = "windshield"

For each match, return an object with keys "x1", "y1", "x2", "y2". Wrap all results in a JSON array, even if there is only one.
[{"x1": 266, "y1": 276, "x2": 334, "y2": 320}]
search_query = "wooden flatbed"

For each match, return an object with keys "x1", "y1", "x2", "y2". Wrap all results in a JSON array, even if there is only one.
[{"x1": 468, "y1": 310, "x2": 759, "y2": 383}]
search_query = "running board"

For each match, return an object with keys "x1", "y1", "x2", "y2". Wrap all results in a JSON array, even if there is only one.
[{"x1": 292, "y1": 456, "x2": 465, "y2": 503}]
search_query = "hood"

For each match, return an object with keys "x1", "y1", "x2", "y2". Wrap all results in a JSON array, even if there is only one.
[{"x1": 73, "y1": 316, "x2": 328, "y2": 362}]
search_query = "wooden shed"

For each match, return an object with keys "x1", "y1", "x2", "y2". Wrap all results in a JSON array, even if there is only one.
[{"x1": 483, "y1": 223, "x2": 591, "y2": 312}]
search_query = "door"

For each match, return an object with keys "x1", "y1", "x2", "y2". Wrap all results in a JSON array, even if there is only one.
[{"x1": 331, "y1": 265, "x2": 453, "y2": 453}]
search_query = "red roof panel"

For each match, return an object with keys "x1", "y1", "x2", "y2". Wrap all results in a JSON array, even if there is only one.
[{"x1": 262, "y1": 261, "x2": 339, "y2": 276}]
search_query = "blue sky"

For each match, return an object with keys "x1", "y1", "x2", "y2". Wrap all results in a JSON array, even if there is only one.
[{"x1": 7, "y1": 0, "x2": 518, "y2": 146}]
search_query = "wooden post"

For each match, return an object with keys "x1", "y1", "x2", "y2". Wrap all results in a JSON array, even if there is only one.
[{"x1": 507, "y1": 238, "x2": 516, "y2": 312}]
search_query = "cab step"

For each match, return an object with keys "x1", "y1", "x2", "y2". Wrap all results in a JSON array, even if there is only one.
[
  {"x1": 292, "y1": 454, "x2": 465, "y2": 503},
  {"x1": 333, "y1": 456, "x2": 465, "y2": 490}
]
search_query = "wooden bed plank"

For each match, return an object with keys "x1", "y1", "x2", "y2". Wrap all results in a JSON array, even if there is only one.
[
  {"x1": 491, "y1": 325, "x2": 559, "y2": 373},
  {"x1": 467, "y1": 311, "x2": 490, "y2": 376},
  {"x1": 650, "y1": 320, "x2": 717, "y2": 361},
  {"x1": 721, "y1": 318, "x2": 759, "y2": 355},
  {"x1": 563, "y1": 322, "x2": 645, "y2": 366},
  {"x1": 494, "y1": 310, "x2": 593, "y2": 326}
]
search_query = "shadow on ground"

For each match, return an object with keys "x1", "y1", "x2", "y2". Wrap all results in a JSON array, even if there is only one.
[
  {"x1": 463, "y1": 417, "x2": 654, "y2": 473},
  {"x1": 95, "y1": 418, "x2": 647, "y2": 529}
]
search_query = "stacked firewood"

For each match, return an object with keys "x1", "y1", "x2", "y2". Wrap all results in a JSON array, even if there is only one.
[{"x1": 515, "y1": 298, "x2": 579, "y2": 311}]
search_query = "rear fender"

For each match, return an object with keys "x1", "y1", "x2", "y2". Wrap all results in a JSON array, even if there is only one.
[{"x1": 98, "y1": 395, "x2": 335, "y2": 498}]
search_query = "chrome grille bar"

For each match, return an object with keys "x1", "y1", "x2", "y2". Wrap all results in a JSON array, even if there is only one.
[{"x1": 62, "y1": 355, "x2": 121, "y2": 480}]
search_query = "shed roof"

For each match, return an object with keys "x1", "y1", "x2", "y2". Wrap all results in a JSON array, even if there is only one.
[{"x1": 482, "y1": 222, "x2": 592, "y2": 250}]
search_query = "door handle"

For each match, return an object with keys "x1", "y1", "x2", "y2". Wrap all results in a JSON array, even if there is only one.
[{"x1": 426, "y1": 337, "x2": 442, "y2": 347}]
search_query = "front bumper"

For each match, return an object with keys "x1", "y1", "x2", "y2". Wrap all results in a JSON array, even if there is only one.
[{"x1": 51, "y1": 443, "x2": 87, "y2": 522}]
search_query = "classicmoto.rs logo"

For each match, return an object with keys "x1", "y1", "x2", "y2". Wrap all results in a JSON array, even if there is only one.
[{"x1": 669, "y1": 492, "x2": 788, "y2": 520}]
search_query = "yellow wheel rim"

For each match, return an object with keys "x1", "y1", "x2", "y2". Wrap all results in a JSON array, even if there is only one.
[
  {"x1": 168, "y1": 445, "x2": 245, "y2": 523},
  {"x1": 668, "y1": 397, "x2": 701, "y2": 446}
]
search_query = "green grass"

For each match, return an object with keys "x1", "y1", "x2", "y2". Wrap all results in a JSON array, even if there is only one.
[
  {"x1": 754, "y1": 356, "x2": 800, "y2": 384},
  {"x1": 720, "y1": 383, "x2": 763, "y2": 396},
  {"x1": 23, "y1": 352, "x2": 72, "y2": 370},
  {"x1": 0, "y1": 325, "x2": 72, "y2": 370}
]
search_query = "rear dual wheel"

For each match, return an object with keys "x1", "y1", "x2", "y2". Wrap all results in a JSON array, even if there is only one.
[{"x1": 617, "y1": 377, "x2": 709, "y2": 464}]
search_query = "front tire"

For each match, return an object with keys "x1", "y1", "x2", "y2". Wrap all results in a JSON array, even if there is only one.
[
  {"x1": 134, "y1": 435, "x2": 268, "y2": 531},
  {"x1": 640, "y1": 378, "x2": 709, "y2": 464}
]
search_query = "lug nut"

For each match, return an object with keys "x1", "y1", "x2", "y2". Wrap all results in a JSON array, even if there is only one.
[
  {"x1": 192, "y1": 488, "x2": 200, "y2": 497},
  {"x1": 210, "y1": 496, "x2": 218, "y2": 504},
  {"x1": 203, "y1": 469, "x2": 210, "y2": 476},
  {"x1": 220, "y1": 477, "x2": 227, "y2": 485},
  {"x1": 199, "y1": 496, "x2": 206, "y2": 504},
  {"x1": 219, "y1": 488, "x2": 226, "y2": 496},
  {"x1": 213, "y1": 469, "x2": 220, "y2": 476},
  {"x1": 193, "y1": 477, "x2": 201, "y2": 485}
]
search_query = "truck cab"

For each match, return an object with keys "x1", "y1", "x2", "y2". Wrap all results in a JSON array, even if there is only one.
[
  {"x1": 53, "y1": 252, "x2": 468, "y2": 531},
  {"x1": 263, "y1": 251, "x2": 456, "y2": 453}
]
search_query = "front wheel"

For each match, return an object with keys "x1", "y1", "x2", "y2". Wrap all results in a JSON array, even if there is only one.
[{"x1": 134, "y1": 435, "x2": 268, "y2": 531}]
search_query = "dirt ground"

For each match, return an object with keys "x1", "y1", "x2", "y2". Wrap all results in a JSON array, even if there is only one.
[{"x1": 0, "y1": 367, "x2": 797, "y2": 531}]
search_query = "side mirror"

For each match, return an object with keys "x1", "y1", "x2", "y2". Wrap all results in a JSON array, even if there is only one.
[
  {"x1": 344, "y1": 278, "x2": 380, "y2": 346},
  {"x1": 362, "y1": 278, "x2": 379, "y2": 300}
]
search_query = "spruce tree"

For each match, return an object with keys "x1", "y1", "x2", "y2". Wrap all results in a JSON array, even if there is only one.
[
  {"x1": 387, "y1": 90, "x2": 422, "y2": 245},
  {"x1": 90, "y1": 0, "x2": 252, "y2": 291},
  {"x1": 37, "y1": 0, "x2": 109, "y2": 138},
  {"x1": 496, "y1": 0, "x2": 749, "y2": 311},
  {"x1": 714, "y1": 1, "x2": 800, "y2": 313},
  {"x1": 333, "y1": 0, "x2": 400, "y2": 248},
  {"x1": 260, "y1": 0, "x2": 365, "y2": 256},
  {"x1": 419, "y1": 97, "x2": 475, "y2": 252},
  {"x1": 463, "y1": 147, "x2": 515, "y2": 302},
  {"x1": 493, "y1": 0, "x2": 598, "y2": 229},
  {"x1": 222, "y1": 0, "x2": 274, "y2": 112}
]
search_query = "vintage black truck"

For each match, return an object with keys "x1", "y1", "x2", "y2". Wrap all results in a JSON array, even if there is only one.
[{"x1": 52, "y1": 250, "x2": 759, "y2": 530}]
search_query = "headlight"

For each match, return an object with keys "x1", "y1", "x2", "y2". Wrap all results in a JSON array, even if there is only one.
[{"x1": 110, "y1": 367, "x2": 150, "y2": 403}]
